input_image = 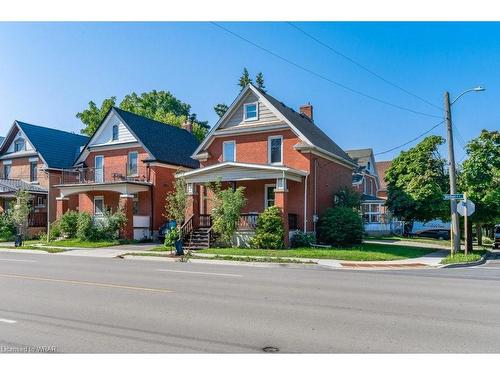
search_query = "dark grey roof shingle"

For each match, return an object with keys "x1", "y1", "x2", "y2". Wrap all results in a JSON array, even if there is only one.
[
  {"x1": 0, "y1": 178, "x2": 47, "y2": 194},
  {"x1": 256, "y1": 87, "x2": 354, "y2": 165},
  {"x1": 113, "y1": 107, "x2": 200, "y2": 169},
  {"x1": 15, "y1": 121, "x2": 89, "y2": 169}
]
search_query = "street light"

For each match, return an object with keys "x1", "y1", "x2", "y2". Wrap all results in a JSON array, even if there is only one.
[{"x1": 444, "y1": 86, "x2": 485, "y2": 254}]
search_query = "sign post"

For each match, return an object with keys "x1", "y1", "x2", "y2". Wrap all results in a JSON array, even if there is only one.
[{"x1": 457, "y1": 193, "x2": 476, "y2": 254}]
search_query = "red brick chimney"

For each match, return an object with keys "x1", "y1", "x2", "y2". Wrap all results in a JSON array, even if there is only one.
[
  {"x1": 299, "y1": 103, "x2": 313, "y2": 121},
  {"x1": 182, "y1": 118, "x2": 192, "y2": 133}
]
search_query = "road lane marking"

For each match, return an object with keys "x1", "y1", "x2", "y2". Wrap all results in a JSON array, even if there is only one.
[
  {"x1": 0, "y1": 273, "x2": 172, "y2": 293},
  {"x1": 157, "y1": 269, "x2": 243, "y2": 277},
  {"x1": 0, "y1": 258, "x2": 37, "y2": 263},
  {"x1": 0, "y1": 318, "x2": 16, "y2": 324}
]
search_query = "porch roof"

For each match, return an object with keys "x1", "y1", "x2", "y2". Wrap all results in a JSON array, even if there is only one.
[
  {"x1": 54, "y1": 180, "x2": 152, "y2": 197},
  {"x1": 177, "y1": 162, "x2": 308, "y2": 183}
]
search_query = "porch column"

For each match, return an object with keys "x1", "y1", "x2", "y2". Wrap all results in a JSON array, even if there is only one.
[
  {"x1": 274, "y1": 187, "x2": 289, "y2": 247},
  {"x1": 186, "y1": 183, "x2": 200, "y2": 228},
  {"x1": 56, "y1": 197, "x2": 69, "y2": 220},
  {"x1": 119, "y1": 194, "x2": 134, "y2": 240}
]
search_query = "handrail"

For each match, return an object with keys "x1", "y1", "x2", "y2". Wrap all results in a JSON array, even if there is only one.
[{"x1": 180, "y1": 214, "x2": 194, "y2": 241}]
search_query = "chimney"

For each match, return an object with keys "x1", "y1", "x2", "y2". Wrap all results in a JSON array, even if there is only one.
[
  {"x1": 299, "y1": 103, "x2": 313, "y2": 121},
  {"x1": 182, "y1": 118, "x2": 192, "y2": 133}
]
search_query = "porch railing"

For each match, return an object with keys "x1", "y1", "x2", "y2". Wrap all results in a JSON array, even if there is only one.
[
  {"x1": 60, "y1": 166, "x2": 149, "y2": 185},
  {"x1": 239, "y1": 213, "x2": 259, "y2": 230},
  {"x1": 28, "y1": 212, "x2": 47, "y2": 227},
  {"x1": 180, "y1": 215, "x2": 194, "y2": 242},
  {"x1": 199, "y1": 214, "x2": 212, "y2": 228},
  {"x1": 196, "y1": 212, "x2": 299, "y2": 232}
]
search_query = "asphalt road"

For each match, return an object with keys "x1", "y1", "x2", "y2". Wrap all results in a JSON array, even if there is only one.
[{"x1": 1, "y1": 251, "x2": 500, "y2": 353}]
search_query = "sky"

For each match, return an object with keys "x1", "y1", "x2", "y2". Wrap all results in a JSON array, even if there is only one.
[{"x1": 0, "y1": 22, "x2": 498, "y2": 161}]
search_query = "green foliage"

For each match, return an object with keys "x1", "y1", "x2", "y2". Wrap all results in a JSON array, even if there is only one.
[
  {"x1": 0, "y1": 212, "x2": 16, "y2": 240},
  {"x1": 77, "y1": 90, "x2": 209, "y2": 142},
  {"x1": 76, "y1": 212, "x2": 93, "y2": 240},
  {"x1": 59, "y1": 210, "x2": 79, "y2": 238},
  {"x1": 213, "y1": 103, "x2": 229, "y2": 118},
  {"x1": 459, "y1": 130, "x2": 500, "y2": 225},
  {"x1": 250, "y1": 206, "x2": 284, "y2": 249},
  {"x1": 11, "y1": 190, "x2": 31, "y2": 236},
  {"x1": 238, "y1": 67, "x2": 253, "y2": 89},
  {"x1": 164, "y1": 227, "x2": 180, "y2": 249},
  {"x1": 164, "y1": 176, "x2": 188, "y2": 225},
  {"x1": 208, "y1": 181, "x2": 247, "y2": 246},
  {"x1": 333, "y1": 187, "x2": 362, "y2": 209},
  {"x1": 77, "y1": 97, "x2": 117, "y2": 136},
  {"x1": 255, "y1": 72, "x2": 266, "y2": 91},
  {"x1": 317, "y1": 207, "x2": 363, "y2": 246},
  {"x1": 291, "y1": 231, "x2": 316, "y2": 248},
  {"x1": 385, "y1": 135, "x2": 449, "y2": 222},
  {"x1": 105, "y1": 208, "x2": 127, "y2": 238}
]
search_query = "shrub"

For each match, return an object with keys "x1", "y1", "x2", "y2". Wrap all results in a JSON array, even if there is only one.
[
  {"x1": 164, "y1": 227, "x2": 180, "y2": 250},
  {"x1": 250, "y1": 206, "x2": 284, "y2": 249},
  {"x1": 291, "y1": 231, "x2": 316, "y2": 248},
  {"x1": 317, "y1": 207, "x2": 363, "y2": 246},
  {"x1": 76, "y1": 212, "x2": 93, "y2": 240},
  {"x1": 103, "y1": 209, "x2": 127, "y2": 239},
  {"x1": 59, "y1": 210, "x2": 79, "y2": 238},
  {"x1": 0, "y1": 212, "x2": 16, "y2": 240}
]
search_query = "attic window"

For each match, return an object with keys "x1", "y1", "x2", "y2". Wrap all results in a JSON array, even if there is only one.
[
  {"x1": 14, "y1": 138, "x2": 25, "y2": 152},
  {"x1": 243, "y1": 102, "x2": 258, "y2": 121},
  {"x1": 112, "y1": 125, "x2": 119, "y2": 141}
]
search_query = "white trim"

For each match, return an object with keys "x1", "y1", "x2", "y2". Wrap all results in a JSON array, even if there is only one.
[
  {"x1": 243, "y1": 102, "x2": 259, "y2": 121},
  {"x1": 222, "y1": 140, "x2": 236, "y2": 162},
  {"x1": 178, "y1": 161, "x2": 308, "y2": 178},
  {"x1": 127, "y1": 151, "x2": 139, "y2": 176},
  {"x1": 93, "y1": 195, "x2": 104, "y2": 216},
  {"x1": 268, "y1": 135, "x2": 283, "y2": 165},
  {"x1": 2, "y1": 160, "x2": 12, "y2": 165},
  {"x1": 264, "y1": 184, "x2": 276, "y2": 209},
  {"x1": 29, "y1": 157, "x2": 38, "y2": 162},
  {"x1": 294, "y1": 144, "x2": 357, "y2": 169}
]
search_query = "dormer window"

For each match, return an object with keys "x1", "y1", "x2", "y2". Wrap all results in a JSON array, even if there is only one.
[
  {"x1": 367, "y1": 161, "x2": 371, "y2": 171},
  {"x1": 14, "y1": 138, "x2": 25, "y2": 152},
  {"x1": 244, "y1": 102, "x2": 258, "y2": 121},
  {"x1": 112, "y1": 125, "x2": 119, "y2": 141}
]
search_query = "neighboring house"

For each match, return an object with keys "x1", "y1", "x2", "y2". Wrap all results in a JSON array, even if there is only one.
[
  {"x1": 375, "y1": 160, "x2": 392, "y2": 199},
  {"x1": 54, "y1": 107, "x2": 200, "y2": 240},
  {"x1": 178, "y1": 84, "x2": 356, "y2": 247},
  {"x1": 0, "y1": 121, "x2": 88, "y2": 237}
]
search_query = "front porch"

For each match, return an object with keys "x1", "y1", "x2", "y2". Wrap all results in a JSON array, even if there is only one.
[{"x1": 178, "y1": 162, "x2": 308, "y2": 248}]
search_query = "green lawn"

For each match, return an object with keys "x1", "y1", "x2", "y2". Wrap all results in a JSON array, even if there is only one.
[
  {"x1": 364, "y1": 235, "x2": 450, "y2": 245},
  {"x1": 440, "y1": 250, "x2": 487, "y2": 265},
  {"x1": 198, "y1": 243, "x2": 433, "y2": 261},
  {"x1": 24, "y1": 239, "x2": 122, "y2": 248}
]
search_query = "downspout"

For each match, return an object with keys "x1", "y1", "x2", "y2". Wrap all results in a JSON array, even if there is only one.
[
  {"x1": 46, "y1": 170, "x2": 50, "y2": 243},
  {"x1": 147, "y1": 163, "x2": 153, "y2": 239},
  {"x1": 303, "y1": 173, "x2": 309, "y2": 232},
  {"x1": 314, "y1": 158, "x2": 318, "y2": 233}
]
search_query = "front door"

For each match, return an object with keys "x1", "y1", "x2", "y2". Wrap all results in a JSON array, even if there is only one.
[{"x1": 95, "y1": 155, "x2": 104, "y2": 183}]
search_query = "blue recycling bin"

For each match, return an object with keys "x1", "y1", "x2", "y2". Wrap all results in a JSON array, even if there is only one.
[{"x1": 175, "y1": 239, "x2": 184, "y2": 256}]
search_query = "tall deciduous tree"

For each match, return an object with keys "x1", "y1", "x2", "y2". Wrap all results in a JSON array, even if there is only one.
[
  {"x1": 459, "y1": 129, "x2": 500, "y2": 243},
  {"x1": 77, "y1": 91, "x2": 210, "y2": 142},
  {"x1": 385, "y1": 136, "x2": 449, "y2": 223}
]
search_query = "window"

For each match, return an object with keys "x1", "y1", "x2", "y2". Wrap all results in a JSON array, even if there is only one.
[
  {"x1": 112, "y1": 125, "x2": 119, "y2": 141},
  {"x1": 222, "y1": 141, "x2": 236, "y2": 162},
  {"x1": 36, "y1": 196, "x2": 45, "y2": 207},
  {"x1": 243, "y1": 102, "x2": 258, "y2": 121},
  {"x1": 127, "y1": 151, "x2": 138, "y2": 176},
  {"x1": 94, "y1": 196, "x2": 104, "y2": 216},
  {"x1": 265, "y1": 184, "x2": 276, "y2": 208},
  {"x1": 3, "y1": 164, "x2": 11, "y2": 179},
  {"x1": 268, "y1": 136, "x2": 283, "y2": 164},
  {"x1": 14, "y1": 138, "x2": 25, "y2": 152},
  {"x1": 30, "y1": 161, "x2": 37, "y2": 182},
  {"x1": 367, "y1": 161, "x2": 371, "y2": 171},
  {"x1": 133, "y1": 193, "x2": 139, "y2": 215},
  {"x1": 94, "y1": 155, "x2": 104, "y2": 183}
]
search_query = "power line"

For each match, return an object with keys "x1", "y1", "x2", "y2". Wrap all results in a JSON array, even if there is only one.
[
  {"x1": 287, "y1": 22, "x2": 442, "y2": 112},
  {"x1": 210, "y1": 22, "x2": 442, "y2": 120},
  {"x1": 374, "y1": 120, "x2": 445, "y2": 156}
]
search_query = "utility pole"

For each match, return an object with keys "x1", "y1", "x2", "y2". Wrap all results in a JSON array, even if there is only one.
[{"x1": 444, "y1": 91, "x2": 461, "y2": 254}]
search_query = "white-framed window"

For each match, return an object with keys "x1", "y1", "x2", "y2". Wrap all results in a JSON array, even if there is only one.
[
  {"x1": 268, "y1": 135, "x2": 283, "y2": 165},
  {"x1": 222, "y1": 140, "x2": 236, "y2": 162},
  {"x1": 30, "y1": 161, "x2": 37, "y2": 182},
  {"x1": 127, "y1": 151, "x2": 138, "y2": 176},
  {"x1": 112, "y1": 125, "x2": 119, "y2": 141},
  {"x1": 94, "y1": 155, "x2": 104, "y2": 183},
  {"x1": 3, "y1": 164, "x2": 11, "y2": 179},
  {"x1": 14, "y1": 138, "x2": 25, "y2": 152},
  {"x1": 94, "y1": 196, "x2": 104, "y2": 216},
  {"x1": 243, "y1": 102, "x2": 258, "y2": 121},
  {"x1": 264, "y1": 184, "x2": 276, "y2": 208},
  {"x1": 276, "y1": 177, "x2": 287, "y2": 190},
  {"x1": 186, "y1": 183, "x2": 194, "y2": 195},
  {"x1": 362, "y1": 203, "x2": 385, "y2": 223},
  {"x1": 36, "y1": 196, "x2": 45, "y2": 207}
]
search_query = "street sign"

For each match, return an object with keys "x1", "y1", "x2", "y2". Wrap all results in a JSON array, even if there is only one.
[
  {"x1": 443, "y1": 193, "x2": 464, "y2": 200},
  {"x1": 457, "y1": 199, "x2": 475, "y2": 216}
]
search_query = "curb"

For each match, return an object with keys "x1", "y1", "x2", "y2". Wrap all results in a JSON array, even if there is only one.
[{"x1": 439, "y1": 251, "x2": 492, "y2": 268}]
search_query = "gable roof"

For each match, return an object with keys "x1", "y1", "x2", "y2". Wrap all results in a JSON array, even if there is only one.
[
  {"x1": 78, "y1": 107, "x2": 200, "y2": 169},
  {"x1": 346, "y1": 148, "x2": 374, "y2": 168},
  {"x1": 1, "y1": 121, "x2": 89, "y2": 169},
  {"x1": 0, "y1": 136, "x2": 5, "y2": 147},
  {"x1": 376, "y1": 160, "x2": 392, "y2": 191},
  {"x1": 193, "y1": 84, "x2": 355, "y2": 168}
]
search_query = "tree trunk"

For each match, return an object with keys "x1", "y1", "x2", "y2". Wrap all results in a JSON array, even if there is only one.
[{"x1": 477, "y1": 223, "x2": 483, "y2": 246}]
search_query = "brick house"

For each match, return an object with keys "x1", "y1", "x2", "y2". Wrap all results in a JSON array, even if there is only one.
[
  {"x1": 0, "y1": 121, "x2": 88, "y2": 237},
  {"x1": 375, "y1": 160, "x2": 392, "y2": 199},
  {"x1": 54, "y1": 107, "x2": 199, "y2": 240},
  {"x1": 178, "y1": 84, "x2": 356, "y2": 247}
]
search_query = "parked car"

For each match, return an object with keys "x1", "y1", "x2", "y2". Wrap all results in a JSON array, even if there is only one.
[
  {"x1": 415, "y1": 229, "x2": 451, "y2": 240},
  {"x1": 494, "y1": 224, "x2": 500, "y2": 249}
]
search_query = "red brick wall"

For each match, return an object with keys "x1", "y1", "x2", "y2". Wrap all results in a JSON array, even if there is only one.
[
  {"x1": 83, "y1": 147, "x2": 149, "y2": 181},
  {"x1": 149, "y1": 165, "x2": 177, "y2": 230}
]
